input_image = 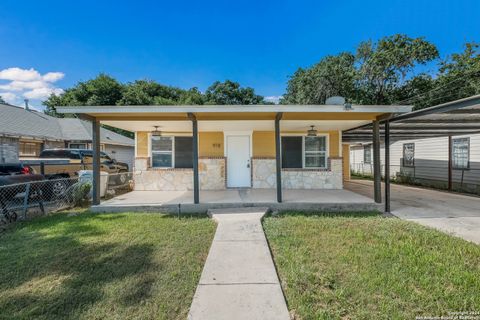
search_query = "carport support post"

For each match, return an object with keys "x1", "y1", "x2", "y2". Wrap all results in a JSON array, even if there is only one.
[
  {"x1": 384, "y1": 120, "x2": 390, "y2": 213},
  {"x1": 372, "y1": 120, "x2": 381, "y2": 203},
  {"x1": 275, "y1": 112, "x2": 283, "y2": 203},
  {"x1": 92, "y1": 117, "x2": 101, "y2": 205},
  {"x1": 448, "y1": 135, "x2": 453, "y2": 191},
  {"x1": 188, "y1": 113, "x2": 200, "y2": 204}
]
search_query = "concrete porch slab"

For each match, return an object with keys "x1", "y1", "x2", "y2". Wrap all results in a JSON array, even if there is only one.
[{"x1": 93, "y1": 189, "x2": 380, "y2": 214}]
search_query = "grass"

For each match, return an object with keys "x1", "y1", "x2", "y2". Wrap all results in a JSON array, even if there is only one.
[
  {"x1": 0, "y1": 211, "x2": 216, "y2": 320},
  {"x1": 263, "y1": 212, "x2": 480, "y2": 320}
]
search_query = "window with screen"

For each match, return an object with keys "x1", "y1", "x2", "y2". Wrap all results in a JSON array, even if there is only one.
[
  {"x1": 403, "y1": 143, "x2": 415, "y2": 167},
  {"x1": 151, "y1": 136, "x2": 173, "y2": 168},
  {"x1": 19, "y1": 142, "x2": 40, "y2": 157},
  {"x1": 452, "y1": 138, "x2": 469, "y2": 169},
  {"x1": 174, "y1": 137, "x2": 193, "y2": 168},
  {"x1": 304, "y1": 136, "x2": 327, "y2": 168},
  {"x1": 151, "y1": 136, "x2": 193, "y2": 168},
  {"x1": 281, "y1": 136, "x2": 327, "y2": 169},
  {"x1": 364, "y1": 145, "x2": 372, "y2": 164}
]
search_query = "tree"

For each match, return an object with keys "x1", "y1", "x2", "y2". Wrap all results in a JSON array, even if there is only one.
[
  {"x1": 430, "y1": 42, "x2": 480, "y2": 106},
  {"x1": 0, "y1": 96, "x2": 6, "y2": 104},
  {"x1": 282, "y1": 34, "x2": 439, "y2": 105},
  {"x1": 356, "y1": 34, "x2": 439, "y2": 104},
  {"x1": 44, "y1": 73, "x2": 124, "y2": 116},
  {"x1": 205, "y1": 80, "x2": 264, "y2": 104},
  {"x1": 282, "y1": 53, "x2": 356, "y2": 104}
]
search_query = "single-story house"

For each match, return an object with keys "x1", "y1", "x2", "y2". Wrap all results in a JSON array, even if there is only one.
[
  {"x1": 350, "y1": 133, "x2": 480, "y2": 193},
  {"x1": 0, "y1": 102, "x2": 135, "y2": 168},
  {"x1": 57, "y1": 102, "x2": 411, "y2": 208}
]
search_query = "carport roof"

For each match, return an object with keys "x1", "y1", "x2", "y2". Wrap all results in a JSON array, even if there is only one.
[{"x1": 342, "y1": 94, "x2": 480, "y2": 143}]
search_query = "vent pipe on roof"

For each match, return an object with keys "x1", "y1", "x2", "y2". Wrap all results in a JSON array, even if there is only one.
[{"x1": 24, "y1": 99, "x2": 30, "y2": 111}]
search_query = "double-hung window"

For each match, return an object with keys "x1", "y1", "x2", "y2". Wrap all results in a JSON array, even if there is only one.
[
  {"x1": 152, "y1": 136, "x2": 174, "y2": 168},
  {"x1": 304, "y1": 136, "x2": 327, "y2": 168},
  {"x1": 363, "y1": 145, "x2": 372, "y2": 164},
  {"x1": 151, "y1": 136, "x2": 193, "y2": 168},
  {"x1": 452, "y1": 138, "x2": 469, "y2": 169},
  {"x1": 281, "y1": 136, "x2": 327, "y2": 169},
  {"x1": 402, "y1": 143, "x2": 415, "y2": 167}
]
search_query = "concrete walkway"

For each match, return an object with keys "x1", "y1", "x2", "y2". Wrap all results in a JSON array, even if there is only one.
[
  {"x1": 188, "y1": 208, "x2": 290, "y2": 320},
  {"x1": 346, "y1": 180, "x2": 480, "y2": 244}
]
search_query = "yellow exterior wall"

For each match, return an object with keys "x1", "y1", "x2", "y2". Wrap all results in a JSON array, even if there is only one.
[
  {"x1": 199, "y1": 132, "x2": 224, "y2": 157},
  {"x1": 136, "y1": 132, "x2": 149, "y2": 157},
  {"x1": 252, "y1": 131, "x2": 276, "y2": 157},
  {"x1": 329, "y1": 131, "x2": 340, "y2": 157},
  {"x1": 135, "y1": 130, "x2": 341, "y2": 158},
  {"x1": 342, "y1": 144, "x2": 350, "y2": 181}
]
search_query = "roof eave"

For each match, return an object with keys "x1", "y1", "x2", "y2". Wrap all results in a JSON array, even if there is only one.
[{"x1": 56, "y1": 104, "x2": 413, "y2": 115}]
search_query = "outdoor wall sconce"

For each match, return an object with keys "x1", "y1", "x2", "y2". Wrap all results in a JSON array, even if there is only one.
[{"x1": 307, "y1": 125, "x2": 317, "y2": 137}]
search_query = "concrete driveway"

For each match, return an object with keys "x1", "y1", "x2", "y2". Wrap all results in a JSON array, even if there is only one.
[{"x1": 345, "y1": 180, "x2": 480, "y2": 244}]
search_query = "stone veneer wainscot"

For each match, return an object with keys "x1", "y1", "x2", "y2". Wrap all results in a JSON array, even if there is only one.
[
  {"x1": 252, "y1": 157, "x2": 343, "y2": 189},
  {"x1": 133, "y1": 157, "x2": 225, "y2": 191}
]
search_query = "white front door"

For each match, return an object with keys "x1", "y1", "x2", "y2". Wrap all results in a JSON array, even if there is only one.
[{"x1": 226, "y1": 135, "x2": 251, "y2": 187}]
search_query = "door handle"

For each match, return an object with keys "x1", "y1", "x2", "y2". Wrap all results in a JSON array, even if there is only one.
[{"x1": 247, "y1": 160, "x2": 250, "y2": 168}]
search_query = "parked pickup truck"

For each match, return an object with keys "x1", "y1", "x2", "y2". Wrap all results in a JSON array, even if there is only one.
[
  {"x1": 21, "y1": 149, "x2": 129, "y2": 184},
  {"x1": 0, "y1": 163, "x2": 45, "y2": 201}
]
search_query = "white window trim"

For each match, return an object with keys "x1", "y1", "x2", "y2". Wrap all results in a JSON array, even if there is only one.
[
  {"x1": 452, "y1": 137, "x2": 470, "y2": 169},
  {"x1": 281, "y1": 133, "x2": 329, "y2": 169},
  {"x1": 150, "y1": 135, "x2": 175, "y2": 168}
]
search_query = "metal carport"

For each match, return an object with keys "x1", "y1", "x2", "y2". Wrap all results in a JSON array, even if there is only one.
[{"x1": 343, "y1": 94, "x2": 480, "y2": 213}]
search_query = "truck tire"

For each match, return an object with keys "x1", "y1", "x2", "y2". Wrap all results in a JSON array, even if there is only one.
[
  {"x1": 116, "y1": 171, "x2": 128, "y2": 185},
  {"x1": 47, "y1": 177, "x2": 69, "y2": 200}
]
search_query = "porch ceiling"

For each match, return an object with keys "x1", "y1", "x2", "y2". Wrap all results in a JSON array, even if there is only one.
[{"x1": 101, "y1": 120, "x2": 373, "y2": 132}]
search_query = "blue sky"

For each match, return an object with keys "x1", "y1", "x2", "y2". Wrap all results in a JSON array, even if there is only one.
[{"x1": 0, "y1": 0, "x2": 479, "y2": 109}]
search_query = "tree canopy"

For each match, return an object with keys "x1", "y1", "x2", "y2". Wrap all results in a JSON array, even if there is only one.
[
  {"x1": 43, "y1": 77, "x2": 267, "y2": 117},
  {"x1": 283, "y1": 34, "x2": 441, "y2": 106}
]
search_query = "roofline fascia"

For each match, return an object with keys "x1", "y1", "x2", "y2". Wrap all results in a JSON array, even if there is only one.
[
  {"x1": 56, "y1": 104, "x2": 412, "y2": 114},
  {"x1": 389, "y1": 94, "x2": 480, "y2": 122}
]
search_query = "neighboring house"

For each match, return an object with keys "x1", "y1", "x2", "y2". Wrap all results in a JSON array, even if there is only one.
[
  {"x1": 350, "y1": 134, "x2": 480, "y2": 193},
  {"x1": 0, "y1": 103, "x2": 135, "y2": 168},
  {"x1": 56, "y1": 103, "x2": 411, "y2": 194}
]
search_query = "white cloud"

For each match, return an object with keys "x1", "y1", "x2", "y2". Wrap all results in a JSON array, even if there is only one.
[
  {"x1": 0, "y1": 92, "x2": 18, "y2": 104},
  {"x1": 23, "y1": 87, "x2": 64, "y2": 100},
  {"x1": 264, "y1": 96, "x2": 282, "y2": 104},
  {"x1": 0, "y1": 67, "x2": 65, "y2": 108},
  {"x1": 0, "y1": 67, "x2": 42, "y2": 81},
  {"x1": 43, "y1": 72, "x2": 65, "y2": 82},
  {"x1": 0, "y1": 80, "x2": 49, "y2": 91}
]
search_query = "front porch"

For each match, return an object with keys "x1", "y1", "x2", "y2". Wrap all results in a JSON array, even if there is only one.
[{"x1": 92, "y1": 188, "x2": 379, "y2": 214}]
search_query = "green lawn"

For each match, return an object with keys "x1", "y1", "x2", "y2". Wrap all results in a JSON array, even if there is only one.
[
  {"x1": 0, "y1": 211, "x2": 216, "y2": 320},
  {"x1": 263, "y1": 212, "x2": 480, "y2": 320}
]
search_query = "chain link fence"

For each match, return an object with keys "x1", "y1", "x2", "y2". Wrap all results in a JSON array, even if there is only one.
[{"x1": 0, "y1": 171, "x2": 134, "y2": 231}]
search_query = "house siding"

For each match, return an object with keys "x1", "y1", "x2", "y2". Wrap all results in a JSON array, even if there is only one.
[
  {"x1": 199, "y1": 132, "x2": 224, "y2": 157},
  {"x1": 0, "y1": 137, "x2": 19, "y2": 163},
  {"x1": 350, "y1": 133, "x2": 480, "y2": 193},
  {"x1": 104, "y1": 144, "x2": 135, "y2": 170},
  {"x1": 252, "y1": 131, "x2": 275, "y2": 157}
]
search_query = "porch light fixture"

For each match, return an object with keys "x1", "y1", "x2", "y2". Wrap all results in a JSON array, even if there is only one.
[
  {"x1": 152, "y1": 126, "x2": 162, "y2": 136},
  {"x1": 307, "y1": 125, "x2": 317, "y2": 137}
]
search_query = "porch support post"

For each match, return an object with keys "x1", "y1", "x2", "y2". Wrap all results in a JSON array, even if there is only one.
[
  {"x1": 92, "y1": 117, "x2": 101, "y2": 205},
  {"x1": 372, "y1": 120, "x2": 382, "y2": 203},
  {"x1": 188, "y1": 113, "x2": 200, "y2": 204},
  {"x1": 275, "y1": 112, "x2": 283, "y2": 203},
  {"x1": 448, "y1": 135, "x2": 453, "y2": 191},
  {"x1": 384, "y1": 120, "x2": 390, "y2": 213}
]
